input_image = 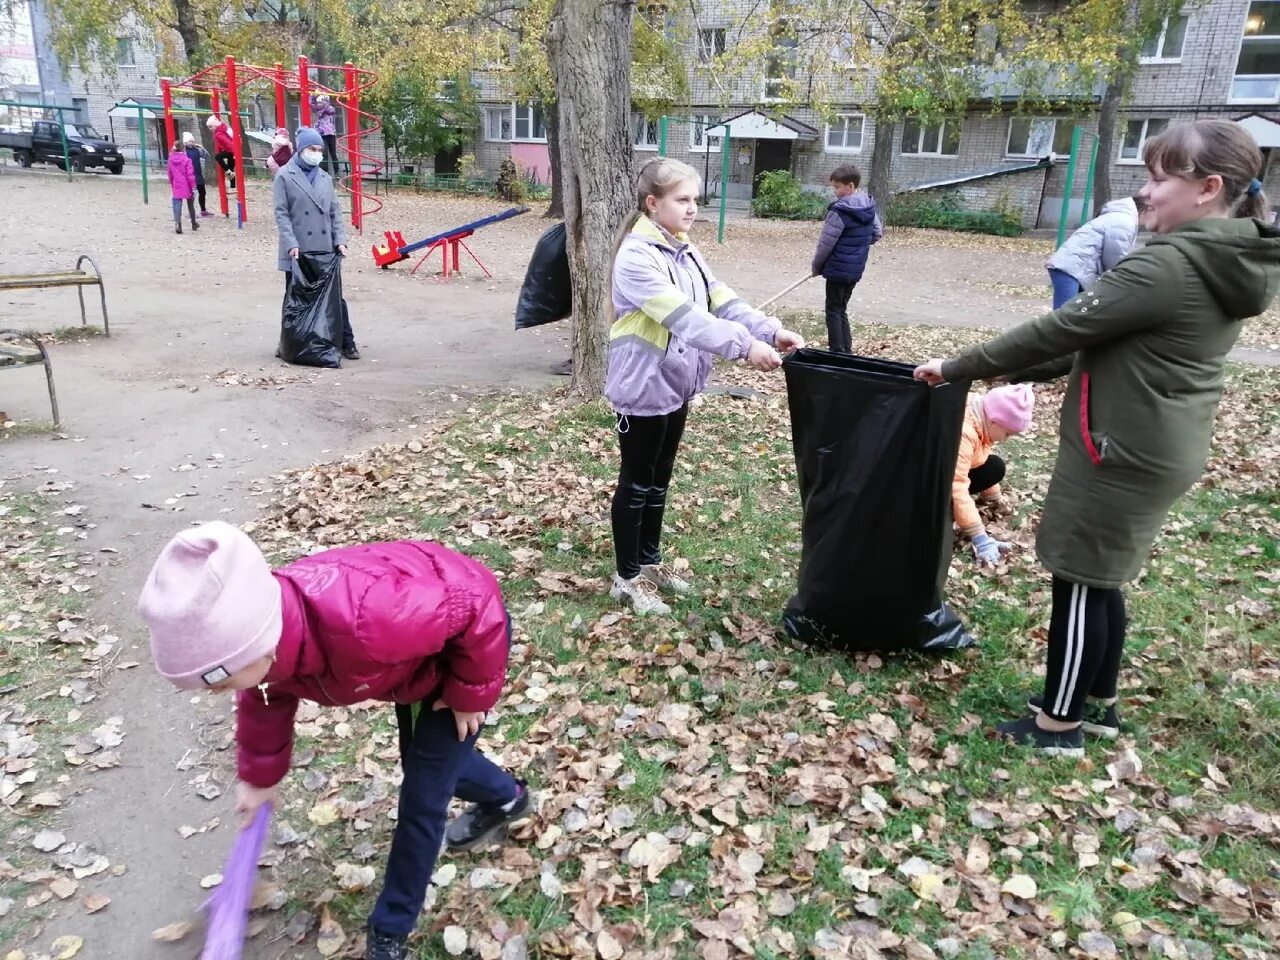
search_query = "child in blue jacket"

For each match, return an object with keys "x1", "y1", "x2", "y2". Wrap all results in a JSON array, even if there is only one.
[{"x1": 811, "y1": 165, "x2": 883, "y2": 353}]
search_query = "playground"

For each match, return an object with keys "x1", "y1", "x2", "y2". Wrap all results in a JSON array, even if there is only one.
[{"x1": 2, "y1": 168, "x2": 1280, "y2": 958}]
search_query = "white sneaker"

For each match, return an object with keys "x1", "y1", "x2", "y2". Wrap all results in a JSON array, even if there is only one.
[
  {"x1": 639, "y1": 563, "x2": 692, "y2": 596},
  {"x1": 610, "y1": 574, "x2": 672, "y2": 616}
]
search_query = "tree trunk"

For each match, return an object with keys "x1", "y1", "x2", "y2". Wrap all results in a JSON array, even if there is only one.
[
  {"x1": 547, "y1": 0, "x2": 634, "y2": 401},
  {"x1": 1092, "y1": 79, "x2": 1124, "y2": 216},
  {"x1": 172, "y1": 0, "x2": 201, "y2": 65},
  {"x1": 544, "y1": 98, "x2": 564, "y2": 219},
  {"x1": 867, "y1": 107, "x2": 896, "y2": 215}
]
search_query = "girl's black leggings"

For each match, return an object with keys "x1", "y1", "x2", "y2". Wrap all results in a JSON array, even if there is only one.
[
  {"x1": 611, "y1": 405, "x2": 688, "y2": 580},
  {"x1": 1041, "y1": 576, "x2": 1127, "y2": 722}
]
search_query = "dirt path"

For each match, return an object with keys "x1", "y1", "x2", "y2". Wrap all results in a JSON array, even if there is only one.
[{"x1": 2, "y1": 171, "x2": 1276, "y2": 958}]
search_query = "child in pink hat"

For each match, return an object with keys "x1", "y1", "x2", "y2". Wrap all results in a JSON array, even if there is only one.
[
  {"x1": 138, "y1": 522, "x2": 530, "y2": 960},
  {"x1": 952, "y1": 383, "x2": 1034, "y2": 566}
]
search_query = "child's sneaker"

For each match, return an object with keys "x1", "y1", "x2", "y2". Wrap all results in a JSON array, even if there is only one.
[
  {"x1": 365, "y1": 925, "x2": 408, "y2": 960},
  {"x1": 994, "y1": 716, "x2": 1084, "y2": 757},
  {"x1": 639, "y1": 562, "x2": 692, "y2": 596},
  {"x1": 446, "y1": 780, "x2": 531, "y2": 851},
  {"x1": 200, "y1": 210, "x2": 214, "y2": 217},
  {"x1": 1027, "y1": 695, "x2": 1120, "y2": 739},
  {"x1": 174, "y1": 224, "x2": 182, "y2": 234},
  {"x1": 610, "y1": 574, "x2": 672, "y2": 616}
]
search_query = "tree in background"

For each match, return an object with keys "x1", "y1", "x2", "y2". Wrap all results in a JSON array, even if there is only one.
[{"x1": 366, "y1": 74, "x2": 480, "y2": 177}]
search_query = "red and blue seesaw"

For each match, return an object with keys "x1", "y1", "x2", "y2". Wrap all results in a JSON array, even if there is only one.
[{"x1": 370, "y1": 206, "x2": 530, "y2": 279}]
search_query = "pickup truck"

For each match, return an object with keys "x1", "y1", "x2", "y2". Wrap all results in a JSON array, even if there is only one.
[{"x1": 0, "y1": 120, "x2": 125, "y2": 174}]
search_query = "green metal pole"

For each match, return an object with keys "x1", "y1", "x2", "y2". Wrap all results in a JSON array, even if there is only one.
[
  {"x1": 57, "y1": 111, "x2": 71, "y2": 181},
  {"x1": 1078, "y1": 136, "x2": 1099, "y2": 227},
  {"x1": 138, "y1": 106, "x2": 148, "y2": 204},
  {"x1": 1056, "y1": 126, "x2": 1082, "y2": 248},
  {"x1": 659, "y1": 116, "x2": 668, "y2": 157},
  {"x1": 718, "y1": 131, "x2": 731, "y2": 245}
]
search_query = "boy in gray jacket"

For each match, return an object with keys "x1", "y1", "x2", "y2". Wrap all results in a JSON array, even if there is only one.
[{"x1": 1046, "y1": 196, "x2": 1139, "y2": 308}]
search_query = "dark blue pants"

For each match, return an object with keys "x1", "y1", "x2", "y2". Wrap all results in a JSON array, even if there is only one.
[
  {"x1": 367, "y1": 702, "x2": 518, "y2": 936},
  {"x1": 824, "y1": 279, "x2": 856, "y2": 353},
  {"x1": 1048, "y1": 267, "x2": 1081, "y2": 310}
]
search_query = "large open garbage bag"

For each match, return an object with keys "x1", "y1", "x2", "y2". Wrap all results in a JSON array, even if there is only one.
[
  {"x1": 514, "y1": 222, "x2": 572, "y2": 329},
  {"x1": 279, "y1": 252, "x2": 344, "y2": 368},
  {"x1": 780, "y1": 349, "x2": 976, "y2": 652}
]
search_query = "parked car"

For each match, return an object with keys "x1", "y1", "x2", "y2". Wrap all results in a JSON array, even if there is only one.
[{"x1": 0, "y1": 120, "x2": 124, "y2": 174}]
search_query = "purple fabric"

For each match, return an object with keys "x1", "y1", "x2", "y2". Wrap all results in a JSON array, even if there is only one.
[{"x1": 201, "y1": 803, "x2": 271, "y2": 959}]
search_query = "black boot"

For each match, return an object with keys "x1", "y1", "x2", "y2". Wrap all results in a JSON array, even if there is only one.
[
  {"x1": 175, "y1": 222, "x2": 182, "y2": 234},
  {"x1": 365, "y1": 925, "x2": 408, "y2": 960},
  {"x1": 445, "y1": 781, "x2": 531, "y2": 851}
]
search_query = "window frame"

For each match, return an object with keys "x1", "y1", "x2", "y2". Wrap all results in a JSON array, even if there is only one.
[
  {"x1": 764, "y1": 29, "x2": 799, "y2": 101},
  {"x1": 900, "y1": 118, "x2": 960, "y2": 157},
  {"x1": 689, "y1": 114, "x2": 722, "y2": 153},
  {"x1": 632, "y1": 113, "x2": 661, "y2": 151},
  {"x1": 114, "y1": 37, "x2": 135, "y2": 67},
  {"x1": 1005, "y1": 117, "x2": 1075, "y2": 159},
  {"x1": 513, "y1": 103, "x2": 547, "y2": 143},
  {"x1": 697, "y1": 26, "x2": 727, "y2": 62},
  {"x1": 484, "y1": 106, "x2": 512, "y2": 142},
  {"x1": 1139, "y1": 13, "x2": 1190, "y2": 63},
  {"x1": 1231, "y1": 2, "x2": 1280, "y2": 103},
  {"x1": 1117, "y1": 117, "x2": 1170, "y2": 164},
  {"x1": 825, "y1": 113, "x2": 865, "y2": 153}
]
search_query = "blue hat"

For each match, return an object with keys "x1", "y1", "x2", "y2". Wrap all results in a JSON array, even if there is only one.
[{"x1": 295, "y1": 127, "x2": 323, "y2": 151}]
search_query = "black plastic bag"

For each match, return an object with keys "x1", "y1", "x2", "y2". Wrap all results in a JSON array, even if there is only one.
[
  {"x1": 279, "y1": 252, "x2": 344, "y2": 368},
  {"x1": 780, "y1": 349, "x2": 976, "y2": 652},
  {"x1": 514, "y1": 223, "x2": 571, "y2": 330}
]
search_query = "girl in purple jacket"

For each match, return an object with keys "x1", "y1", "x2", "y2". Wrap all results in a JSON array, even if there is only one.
[{"x1": 606, "y1": 157, "x2": 804, "y2": 616}]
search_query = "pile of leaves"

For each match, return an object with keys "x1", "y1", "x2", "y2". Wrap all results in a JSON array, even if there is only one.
[{"x1": 212, "y1": 323, "x2": 1280, "y2": 960}]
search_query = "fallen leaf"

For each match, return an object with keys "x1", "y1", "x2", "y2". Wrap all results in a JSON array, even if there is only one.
[
  {"x1": 32, "y1": 829, "x2": 66, "y2": 852},
  {"x1": 333, "y1": 863, "x2": 376, "y2": 892},
  {"x1": 199, "y1": 873, "x2": 222, "y2": 889},
  {"x1": 443, "y1": 926, "x2": 468, "y2": 956},
  {"x1": 316, "y1": 907, "x2": 345, "y2": 957},
  {"x1": 49, "y1": 877, "x2": 78, "y2": 899},
  {"x1": 151, "y1": 921, "x2": 194, "y2": 942},
  {"x1": 1001, "y1": 874, "x2": 1037, "y2": 900},
  {"x1": 596, "y1": 929, "x2": 624, "y2": 960},
  {"x1": 50, "y1": 936, "x2": 83, "y2": 959},
  {"x1": 767, "y1": 890, "x2": 797, "y2": 917},
  {"x1": 308, "y1": 802, "x2": 339, "y2": 826},
  {"x1": 1111, "y1": 911, "x2": 1142, "y2": 939},
  {"x1": 1078, "y1": 931, "x2": 1118, "y2": 958},
  {"x1": 82, "y1": 893, "x2": 110, "y2": 914},
  {"x1": 910, "y1": 873, "x2": 944, "y2": 901}
]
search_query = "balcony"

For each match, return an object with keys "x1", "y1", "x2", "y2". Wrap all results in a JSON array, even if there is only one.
[{"x1": 1231, "y1": 74, "x2": 1280, "y2": 104}]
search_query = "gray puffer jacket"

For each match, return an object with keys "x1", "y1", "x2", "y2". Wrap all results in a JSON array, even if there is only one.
[{"x1": 1047, "y1": 197, "x2": 1139, "y2": 288}]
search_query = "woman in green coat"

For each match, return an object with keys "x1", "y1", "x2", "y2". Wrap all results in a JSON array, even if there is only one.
[{"x1": 915, "y1": 120, "x2": 1280, "y2": 756}]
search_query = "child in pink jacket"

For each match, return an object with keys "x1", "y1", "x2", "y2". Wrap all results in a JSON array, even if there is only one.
[{"x1": 166, "y1": 140, "x2": 198, "y2": 234}]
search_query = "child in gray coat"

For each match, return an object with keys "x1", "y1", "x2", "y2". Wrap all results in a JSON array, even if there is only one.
[{"x1": 1046, "y1": 196, "x2": 1139, "y2": 308}]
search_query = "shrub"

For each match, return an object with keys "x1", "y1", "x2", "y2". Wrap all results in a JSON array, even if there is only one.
[
  {"x1": 886, "y1": 189, "x2": 1024, "y2": 237},
  {"x1": 752, "y1": 170, "x2": 828, "y2": 220},
  {"x1": 496, "y1": 156, "x2": 526, "y2": 202}
]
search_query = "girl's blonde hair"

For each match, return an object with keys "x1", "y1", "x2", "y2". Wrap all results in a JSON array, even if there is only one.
[
  {"x1": 1143, "y1": 120, "x2": 1269, "y2": 219},
  {"x1": 610, "y1": 157, "x2": 703, "y2": 272}
]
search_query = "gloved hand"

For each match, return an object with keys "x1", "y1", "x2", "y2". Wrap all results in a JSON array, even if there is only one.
[{"x1": 972, "y1": 532, "x2": 1012, "y2": 566}]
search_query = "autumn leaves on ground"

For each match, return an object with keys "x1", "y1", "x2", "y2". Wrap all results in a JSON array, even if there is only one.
[{"x1": 3, "y1": 317, "x2": 1279, "y2": 958}]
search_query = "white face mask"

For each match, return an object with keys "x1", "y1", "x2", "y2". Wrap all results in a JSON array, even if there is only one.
[{"x1": 300, "y1": 149, "x2": 323, "y2": 167}]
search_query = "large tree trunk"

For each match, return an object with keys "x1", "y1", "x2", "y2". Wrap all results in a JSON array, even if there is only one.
[
  {"x1": 544, "y1": 99, "x2": 564, "y2": 219},
  {"x1": 172, "y1": 0, "x2": 201, "y2": 65},
  {"x1": 1091, "y1": 79, "x2": 1124, "y2": 216},
  {"x1": 867, "y1": 107, "x2": 896, "y2": 214},
  {"x1": 547, "y1": 0, "x2": 634, "y2": 400}
]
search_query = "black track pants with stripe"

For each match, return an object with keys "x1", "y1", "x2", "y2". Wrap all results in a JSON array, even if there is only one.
[{"x1": 1041, "y1": 576, "x2": 1127, "y2": 722}]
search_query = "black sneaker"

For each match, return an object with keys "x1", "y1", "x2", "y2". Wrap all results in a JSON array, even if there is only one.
[
  {"x1": 446, "y1": 781, "x2": 531, "y2": 851},
  {"x1": 365, "y1": 925, "x2": 408, "y2": 960},
  {"x1": 175, "y1": 223, "x2": 182, "y2": 234},
  {"x1": 1027, "y1": 695, "x2": 1120, "y2": 739},
  {"x1": 343, "y1": 346, "x2": 362, "y2": 360},
  {"x1": 995, "y1": 716, "x2": 1085, "y2": 757}
]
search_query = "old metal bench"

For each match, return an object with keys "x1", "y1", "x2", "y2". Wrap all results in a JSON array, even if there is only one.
[
  {"x1": 0, "y1": 329, "x2": 59, "y2": 427},
  {"x1": 0, "y1": 255, "x2": 110, "y2": 336}
]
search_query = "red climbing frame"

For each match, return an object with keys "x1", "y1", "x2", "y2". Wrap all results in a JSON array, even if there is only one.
[{"x1": 159, "y1": 56, "x2": 382, "y2": 231}]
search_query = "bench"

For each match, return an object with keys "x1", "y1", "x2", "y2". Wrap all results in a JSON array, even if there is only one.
[
  {"x1": 0, "y1": 329, "x2": 59, "y2": 427},
  {"x1": 0, "y1": 255, "x2": 110, "y2": 336}
]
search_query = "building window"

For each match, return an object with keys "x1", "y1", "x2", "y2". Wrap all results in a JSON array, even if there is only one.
[
  {"x1": 697, "y1": 27, "x2": 727, "y2": 62},
  {"x1": 901, "y1": 119, "x2": 960, "y2": 156},
  {"x1": 484, "y1": 106, "x2": 512, "y2": 141},
  {"x1": 1006, "y1": 118, "x2": 1075, "y2": 158},
  {"x1": 115, "y1": 37, "x2": 135, "y2": 66},
  {"x1": 826, "y1": 114, "x2": 864, "y2": 152},
  {"x1": 72, "y1": 97, "x2": 89, "y2": 125},
  {"x1": 633, "y1": 113, "x2": 660, "y2": 150},
  {"x1": 689, "y1": 114, "x2": 722, "y2": 152},
  {"x1": 513, "y1": 103, "x2": 546, "y2": 141},
  {"x1": 1232, "y1": 1, "x2": 1280, "y2": 102},
  {"x1": 764, "y1": 29, "x2": 798, "y2": 100},
  {"x1": 1119, "y1": 118, "x2": 1169, "y2": 163},
  {"x1": 1140, "y1": 14, "x2": 1189, "y2": 61}
]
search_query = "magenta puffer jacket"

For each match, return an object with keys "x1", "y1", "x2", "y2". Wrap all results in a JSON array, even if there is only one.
[
  {"x1": 167, "y1": 152, "x2": 196, "y2": 199},
  {"x1": 235, "y1": 541, "x2": 511, "y2": 787}
]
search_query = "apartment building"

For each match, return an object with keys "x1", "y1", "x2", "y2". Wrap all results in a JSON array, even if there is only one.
[{"x1": 471, "y1": 0, "x2": 1280, "y2": 227}]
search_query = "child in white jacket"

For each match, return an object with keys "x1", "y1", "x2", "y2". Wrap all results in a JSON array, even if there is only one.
[{"x1": 1046, "y1": 196, "x2": 1139, "y2": 308}]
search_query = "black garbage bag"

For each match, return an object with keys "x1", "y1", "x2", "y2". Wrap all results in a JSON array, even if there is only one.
[
  {"x1": 279, "y1": 252, "x2": 344, "y2": 368},
  {"x1": 514, "y1": 223, "x2": 572, "y2": 330},
  {"x1": 780, "y1": 349, "x2": 976, "y2": 652}
]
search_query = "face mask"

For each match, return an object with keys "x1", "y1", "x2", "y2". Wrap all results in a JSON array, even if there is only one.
[{"x1": 301, "y1": 150, "x2": 323, "y2": 167}]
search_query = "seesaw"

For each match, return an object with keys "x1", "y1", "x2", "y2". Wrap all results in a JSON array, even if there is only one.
[{"x1": 370, "y1": 206, "x2": 530, "y2": 279}]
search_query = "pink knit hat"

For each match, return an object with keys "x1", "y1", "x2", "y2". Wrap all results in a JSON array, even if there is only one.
[
  {"x1": 138, "y1": 522, "x2": 282, "y2": 690},
  {"x1": 982, "y1": 384, "x2": 1034, "y2": 434}
]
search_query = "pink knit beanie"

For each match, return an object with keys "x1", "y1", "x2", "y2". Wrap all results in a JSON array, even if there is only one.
[
  {"x1": 982, "y1": 384, "x2": 1034, "y2": 434},
  {"x1": 138, "y1": 522, "x2": 282, "y2": 690}
]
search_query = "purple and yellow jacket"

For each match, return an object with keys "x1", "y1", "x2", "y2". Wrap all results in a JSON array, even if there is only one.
[{"x1": 606, "y1": 216, "x2": 780, "y2": 417}]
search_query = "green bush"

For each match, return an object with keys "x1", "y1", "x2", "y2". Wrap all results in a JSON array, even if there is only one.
[
  {"x1": 752, "y1": 170, "x2": 828, "y2": 220},
  {"x1": 886, "y1": 189, "x2": 1023, "y2": 237}
]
